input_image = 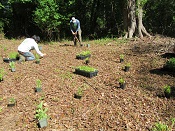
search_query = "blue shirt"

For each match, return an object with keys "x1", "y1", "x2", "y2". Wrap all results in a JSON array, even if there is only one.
[{"x1": 70, "y1": 19, "x2": 81, "y2": 32}]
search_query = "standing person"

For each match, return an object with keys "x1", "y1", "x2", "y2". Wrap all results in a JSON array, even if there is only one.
[
  {"x1": 70, "y1": 17, "x2": 82, "y2": 46},
  {"x1": 18, "y1": 35, "x2": 46, "y2": 62}
]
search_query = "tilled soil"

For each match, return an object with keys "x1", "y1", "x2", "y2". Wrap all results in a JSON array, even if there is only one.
[{"x1": 0, "y1": 36, "x2": 175, "y2": 131}]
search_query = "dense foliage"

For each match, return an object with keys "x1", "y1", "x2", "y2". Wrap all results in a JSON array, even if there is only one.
[{"x1": 0, "y1": 0, "x2": 175, "y2": 40}]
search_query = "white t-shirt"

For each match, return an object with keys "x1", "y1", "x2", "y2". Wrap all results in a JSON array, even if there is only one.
[{"x1": 18, "y1": 38, "x2": 44, "y2": 57}]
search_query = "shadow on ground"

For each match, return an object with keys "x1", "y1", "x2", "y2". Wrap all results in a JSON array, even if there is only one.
[{"x1": 161, "y1": 53, "x2": 175, "y2": 59}]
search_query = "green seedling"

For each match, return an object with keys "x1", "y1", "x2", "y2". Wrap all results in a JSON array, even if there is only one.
[
  {"x1": 85, "y1": 58, "x2": 90, "y2": 65},
  {"x1": 36, "y1": 79, "x2": 42, "y2": 88},
  {"x1": 9, "y1": 61, "x2": 15, "y2": 69},
  {"x1": 9, "y1": 97, "x2": 16, "y2": 103},
  {"x1": 76, "y1": 50, "x2": 91, "y2": 56},
  {"x1": 9, "y1": 52, "x2": 19, "y2": 59},
  {"x1": 0, "y1": 68, "x2": 5, "y2": 81},
  {"x1": 152, "y1": 121, "x2": 169, "y2": 131},
  {"x1": 120, "y1": 54, "x2": 124, "y2": 59},
  {"x1": 125, "y1": 63, "x2": 131, "y2": 67},
  {"x1": 163, "y1": 85, "x2": 171, "y2": 94},
  {"x1": 119, "y1": 78, "x2": 125, "y2": 84},
  {"x1": 76, "y1": 66, "x2": 97, "y2": 72},
  {"x1": 35, "y1": 54, "x2": 40, "y2": 63},
  {"x1": 77, "y1": 87, "x2": 83, "y2": 96},
  {"x1": 35, "y1": 101, "x2": 48, "y2": 120}
]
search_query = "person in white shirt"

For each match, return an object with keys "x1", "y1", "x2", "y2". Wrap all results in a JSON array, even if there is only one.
[{"x1": 18, "y1": 35, "x2": 46, "y2": 61}]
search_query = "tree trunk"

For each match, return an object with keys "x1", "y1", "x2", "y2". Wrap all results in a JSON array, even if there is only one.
[
  {"x1": 123, "y1": 0, "x2": 151, "y2": 39},
  {"x1": 137, "y1": 0, "x2": 151, "y2": 38},
  {"x1": 128, "y1": 0, "x2": 136, "y2": 38},
  {"x1": 124, "y1": 0, "x2": 136, "y2": 38}
]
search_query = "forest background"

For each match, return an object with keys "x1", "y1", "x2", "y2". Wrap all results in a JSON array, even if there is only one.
[{"x1": 0, "y1": 0, "x2": 175, "y2": 41}]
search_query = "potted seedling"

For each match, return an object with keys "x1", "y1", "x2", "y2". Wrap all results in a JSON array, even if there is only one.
[
  {"x1": 119, "y1": 78, "x2": 126, "y2": 89},
  {"x1": 9, "y1": 61, "x2": 16, "y2": 72},
  {"x1": 85, "y1": 57, "x2": 90, "y2": 65},
  {"x1": 3, "y1": 52, "x2": 19, "y2": 63},
  {"x1": 163, "y1": 85, "x2": 171, "y2": 98},
  {"x1": 119, "y1": 54, "x2": 124, "y2": 63},
  {"x1": 75, "y1": 66, "x2": 98, "y2": 78},
  {"x1": 35, "y1": 79, "x2": 42, "y2": 92},
  {"x1": 35, "y1": 101, "x2": 48, "y2": 128},
  {"x1": 76, "y1": 50, "x2": 91, "y2": 60},
  {"x1": 0, "y1": 68, "x2": 5, "y2": 82},
  {"x1": 74, "y1": 87, "x2": 83, "y2": 99},
  {"x1": 35, "y1": 54, "x2": 40, "y2": 64},
  {"x1": 7, "y1": 97, "x2": 16, "y2": 107},
  {"x1": 124, "y1": 63, "x2": 131, "y2": 72}
]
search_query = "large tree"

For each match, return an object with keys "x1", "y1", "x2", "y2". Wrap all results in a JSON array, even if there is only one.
[{"x1": 123, "y1": 0, "x2": 151, "y2": 38}]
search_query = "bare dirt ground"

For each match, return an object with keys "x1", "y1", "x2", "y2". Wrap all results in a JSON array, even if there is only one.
[{"x1": 0, "y1": 35, "x2": 175, "y2": 131}]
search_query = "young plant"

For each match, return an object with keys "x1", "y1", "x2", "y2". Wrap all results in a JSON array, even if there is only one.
[
  {"x1": 9, "y1": 52, "x2": 19, "y2": 59},
  {"x1": 77, "y1": 50, "x2": 91, "y2": 56},
  {"x1": 35, "y1": 79, "x2": 42, "y2": 92},
  {"x1": 35, "y1": 54, "x2": 40, "y2": 63},
  {"x1": 163, "y1": 85, "x2": 171, "y2": 98},
  {"x1": 9, "y1": 97, "x2": 16, "y2": 104},
  {"x1": 35, "y1": 101, "x2": 48, "y2": 120},
  {"x1": 125, "y1": 63, "x2": 131, "y2": 67},
  {"x1": 76, "y1": 66, "x2": 97, "y2": 72},
  {"x1": 36, "y1": 79, "x2": 42, "y2": 88},
  {"x1": 9, "y1": 61, "x2": 15, "y2": 69},
  {"x1": 152, "y1": 122, "x2": 169, "y2": 131},
  {"x1": 119, "y1": 54, "x2": 124, "y2": 59},
  {"x1": 8, "y1": 97, "x2": 16, "y2": 107},
  {"x1": 85, "y1": 58, "x2": 90, "y2": 65},
  {"x1": 74, "y1": 87, "x2": 83, "y2": 99},
  {"x1": 0, "y1": 68, "x2": 5, "y2": 81},
  {"x1": 125, "y1": 62, "x2": 131, "y2": 72},
  {"x1": 119, "y1": 54, "x2": 124, "y2": 62},
  {"x1": 77, "y1": 87, "x2": 83, "y2": 96},
  {"x1": 119, "y1": 78, "x2": 125, "y2": 84}
]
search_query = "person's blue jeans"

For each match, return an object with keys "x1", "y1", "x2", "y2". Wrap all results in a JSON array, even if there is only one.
[{"x1": 23, "y1": 52, "x2": 35, "y2": 61}]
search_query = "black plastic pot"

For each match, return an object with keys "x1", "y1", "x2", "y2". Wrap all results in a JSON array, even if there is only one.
[
  {"x1": 120, "y1": 59, "x2": 124, "y2": 63},
  {"x1": 35, "y1": 87, "x2": 42, "y2": 92},
  {"x1": 35, "y1": 61, "x2": 40, "y2": 64},
  {"x1": 11, "y1": 68, "x2": 16, "y2": 72},
  {"x1": 74, "y1": 94, "x2": 82, "y2": 99},
  {"x1": 164, "y1": 92, "x2": 171, "y2": 98},
  {"x1": 124, "y1": 66, "x2": 130, "y2": 72},
  {"x1": 0, "y1": 78, "x2": 3, "y2": 82},
  {"x1": 7, "y1": 103, "x2": 16, "y2": 107},
  {"x1": 119, "y1": 83, "x2": 126, "y2": 89}
]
